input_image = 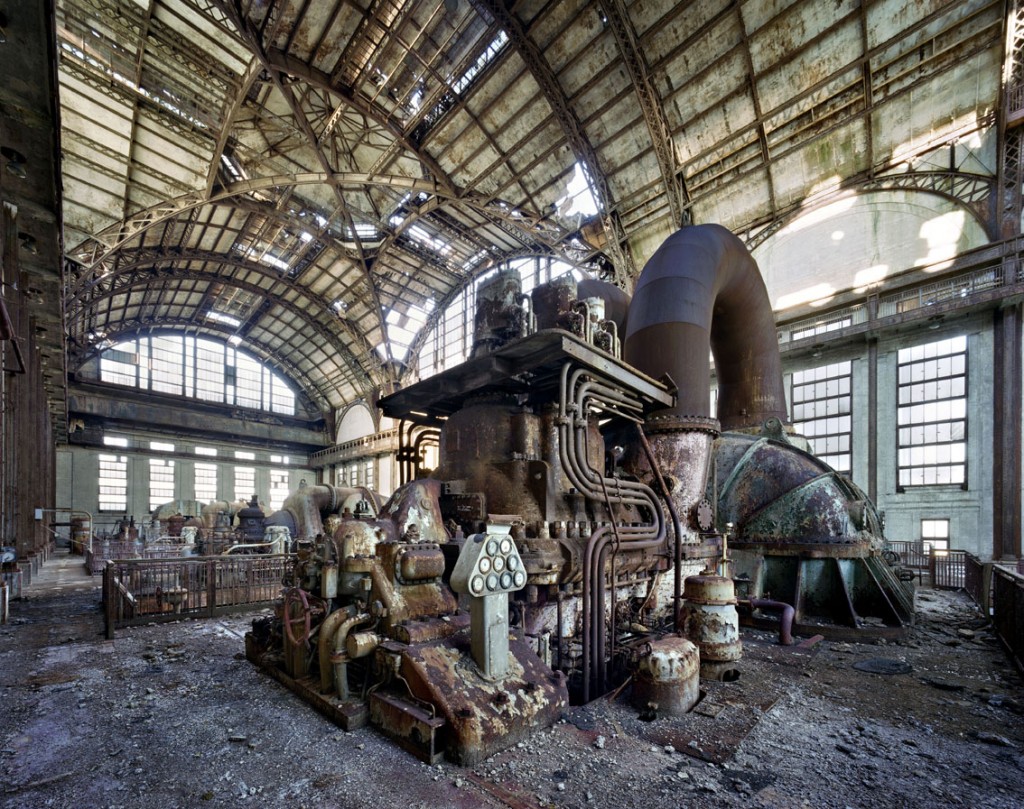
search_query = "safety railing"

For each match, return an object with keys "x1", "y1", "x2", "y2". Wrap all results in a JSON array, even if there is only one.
[
  {"x1": 887, "y1": 541, "x2": 930, "y2": 577},
  {"x1": 777, "y1": 239, "x2": 1024, "y2": 349},
  {"x1": 964, "y1": 553, "x2": 986, "y2": 609},
  {"x1": 991, "y1": 566, "x2": 1024, "y2": 674},
  {"x1": 87, "y1": 540, "x2": 144, "y2": 574},
  {"x1": 102, "y1": 554, "x2": 293, "y2": 638},
  {"x1": 929, "y1": 549, "x2": 967, "y2": 590}
]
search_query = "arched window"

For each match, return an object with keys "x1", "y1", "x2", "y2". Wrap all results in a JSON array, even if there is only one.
[{"x1": 99, "y1": 334, "x2": 296, "y2": 416}]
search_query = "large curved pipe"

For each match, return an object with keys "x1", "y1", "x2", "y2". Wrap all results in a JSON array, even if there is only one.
[
  {"x1": 267, "y1": 485, "x2": 366, "y2": 540},
  {"x1": 624, "y1": 224, "x2": 787, "y2": 431}
]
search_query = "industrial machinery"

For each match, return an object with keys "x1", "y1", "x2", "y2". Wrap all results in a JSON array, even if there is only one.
[{"x1": 246, "y1": 224, "x2": 913, "y2": 765}]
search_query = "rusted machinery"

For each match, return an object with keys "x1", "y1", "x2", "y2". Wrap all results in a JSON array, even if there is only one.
[{"x1": 247, "y1": 224, "x2": 913, "y2": 765}]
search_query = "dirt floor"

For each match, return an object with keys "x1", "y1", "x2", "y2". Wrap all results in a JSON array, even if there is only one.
[{"x1": 1, "y1": 557, "x2": 1023, "y2": 809}]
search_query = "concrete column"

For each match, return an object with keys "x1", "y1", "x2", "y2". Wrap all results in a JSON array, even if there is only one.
[{"x1": 993, "y1": 303, "x2": 1022, "y2": 560}]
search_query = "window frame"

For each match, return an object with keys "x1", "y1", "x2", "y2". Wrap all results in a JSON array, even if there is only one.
[
  {"x1": 98, "y1": 333, "x2": 297, "y2": 416},
  {"x1": 896, "y1": 336, "x2": 968, "y2": 491},
  {"x1": 921, "y1": 518, "x2": 950, "y2": 554},
  {"x1": 790, "y1": 360, "x2": 853, "y2": 475},
  {"x1": 148, "y1": 457, "x2": 175, "y2": 513},
  {"x1": 98, "y1": 453, "x2": 128, "y2": 513},
  {"x1": 234, "y1": 466, "x2": 256, "y2": 504},
  {"x1": 194, "y1": 462, "x2": 218, "y2": 503}
]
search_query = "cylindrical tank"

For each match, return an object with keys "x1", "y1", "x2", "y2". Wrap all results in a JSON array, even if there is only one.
[
  {"x1": 166, "y1": 514, "x2": 185, "y2": 538},
  {"x1": 631, "y1": 636, "x2": 700, "y2": 716},
  {"x1": 180, "y1": 525, "x2": 198, "y2": 554},
  {"x1": 532, "y1": 276, "x2": 576, "y2": 331},
  {"x1": 680, "y1": 574, "x2": 742, "y2": 668},
  {"x1": 70, "y1": 516, "x2": 91, "y2": 555},
  {"x1": 237, "y1": 495, "x2": 265, "y2": 543},
  {"x1": 471, "y1": 268, "x2": 525, "y2": 357}
]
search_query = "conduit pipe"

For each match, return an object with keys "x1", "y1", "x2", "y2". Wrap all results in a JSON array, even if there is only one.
[
  {"x1": 332, "y1": 611, "x2": 372, "y2": 700},
  {"x1": 746, "y1": 598, "x2": 795, "y2": 646},
  {"x1": 624, "y1": 224, "x2": 787, "y2": 431},
  {"x1": 318, "y1": 607, "x2": 355, "y2": 692},
  {"x1": 559, "y1": 362, "x2": 668, "y2": 700}
]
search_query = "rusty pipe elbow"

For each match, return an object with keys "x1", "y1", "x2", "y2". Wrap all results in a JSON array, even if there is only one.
[
  {"x1": 623, "y1": 224, "x2": 787, "y2": 431},
  {"x1": 748, "y1": 597, "x2": 795, "y2": 646}
]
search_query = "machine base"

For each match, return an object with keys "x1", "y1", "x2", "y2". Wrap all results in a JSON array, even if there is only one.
[
  {"x1": 245, "y1": 632, "x2": 369, "y2": 730},
  {"x1": 375, "y1": 630, "x2": 569, "y2": 766}
]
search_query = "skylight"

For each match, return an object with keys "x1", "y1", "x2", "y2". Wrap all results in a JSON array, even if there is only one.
[
  {"x1": 207, "y1": 311, "x2": 241, "y2": 327},
  {"x1": 234, "y1": 244, "x2": 292, "y2": 273},
  {"x1": 452, "y1": 31, "x2": 509, "y2": 95},
  {"x1": 557, "y1": 162, "x2": 601, "y2": 219},
  {"x1": 58, "y1": 40, "x2": 208, "y2": 130},
  {"x1": 378, "y1": 300, "x2": 435, "y2": 363},
  {"x1": 407, "y1": 224, "x2": 450, "y2": 256}
]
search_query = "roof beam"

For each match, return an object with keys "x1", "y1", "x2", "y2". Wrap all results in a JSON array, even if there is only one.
[
  {"x1": 597, "y1": 0, "x2": 690, "y2": 230},
  {"x1": 469, "y1": 0, "x2": 635, "y2": 286}
]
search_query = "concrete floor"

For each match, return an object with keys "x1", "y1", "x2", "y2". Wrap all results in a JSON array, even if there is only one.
[{"x1": 1, "y1": 551, "x2": 1023, "y2": 809}]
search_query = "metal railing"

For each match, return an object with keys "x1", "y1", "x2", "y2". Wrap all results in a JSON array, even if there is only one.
[
  {"x1": 964, "y1": 553, "x2": 986, "y2": 609},
  {"x1": 929, "y1": 549, "x2": 967, "y2": 590},
  {"x1": 87, "y1": 540, "x2": 144, "y2": 574},
  {"x1": 888, "y1": 541, "x2": 930, "y2": 574},
  {"x1": 876, "y1": 264, "x2": 1008, "y2": 318},
  {"x1": 87, "y1": 539, "x2": 199, "y2": 573},
  {"x1": 102, "y1": 554, "x2": 293, "y2": 638},
  {"x1": 991, "y1": 565, "x2": 1024, "y2": 674},
  {"x1": 309, "y1": 428, "x2": 400, "y2": 468},
  {"x1": 777, "y1": 240, "x2": 1024, "y2": 348}
]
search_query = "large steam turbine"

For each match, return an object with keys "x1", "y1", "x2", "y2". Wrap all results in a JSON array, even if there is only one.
[{"x1": 246, "y1": 225, "x2": 913, "y2": 765}]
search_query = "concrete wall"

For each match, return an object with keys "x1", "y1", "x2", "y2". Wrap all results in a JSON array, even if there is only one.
[{"x1": 753, "y1": 190, "x2": 991, "y2": 312}]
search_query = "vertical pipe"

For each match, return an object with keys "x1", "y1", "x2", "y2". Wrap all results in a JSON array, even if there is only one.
[{"x1": 867, "y1": 339, "x2": 878, "y2": 504}]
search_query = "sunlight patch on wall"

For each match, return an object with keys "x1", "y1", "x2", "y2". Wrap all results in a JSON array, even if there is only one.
[
  {"x1": 775, "y1": 282, "x2": 836, "y2": 311},
  {"x1": 853, "y1": 264, "x2": 890, "y2": 292},
  {"x1": 915, "y1": 211, "x2": 965, "y2": 273}
]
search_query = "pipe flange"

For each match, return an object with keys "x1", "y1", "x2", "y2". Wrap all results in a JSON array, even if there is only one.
[{"x1": 645, "y1": 414, "x2": 722, "y2": 435}]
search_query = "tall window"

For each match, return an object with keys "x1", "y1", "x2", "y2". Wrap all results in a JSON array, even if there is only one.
[
  {"x1": 234, "y1": 467, "x2": 256, "y2": 503},
  {"x1": 921, "y1": 518, "x2": 950, "y2": 553},
  {"x1": 195, "y1": 462, "x2": 218, "y2": 503},
  {"x1": 897, "y1": 336, "x2": 967, "y2": 488},
  {"x1": 364, "y1": 460, "x2": 374, "y2": 490},
  {"x1": 270, "y1": 469, "x2": 290, "y2": 510},
  {"x1": 100, "y1": 334, "x2": 296, "y2": 415},
  {"x1": 791, "y1": 361, "x2": 852, "y2": 474},
  {"x1": 149, "y1": 459, "x2": 175, "y2": 512},
  {"x1": 98, "y1": 454, "x2": 128, "y2": 512}
]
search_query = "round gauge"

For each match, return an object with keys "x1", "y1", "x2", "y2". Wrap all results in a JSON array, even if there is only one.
[
  {"x1": 486, "y1": 573, "x2": 499, "y2": 591},
  {"x1": 470, "y1": 575, "x2": 484, "y2": 595},
  {"x1": 478, "y1": 557, "x2": 491, "y2": 574},
  {"x1": 507, "y1": 555, "x2": 518, "y2": 570},
  {"x1": 492, "y1": 556, "x2": 505, "y2": 572},
  {"x1": 513, "y1": 571, "x2": 526, "y2": 588},
  {"x1": 486, "y1": 539, "x2": 499, "y2": 556},
  {"x1": 499, "y1": 538, "x2": 512, "y2": 555},
  {"x1": 500, "y1": 572, "x2": 513, "y2": 589}
]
